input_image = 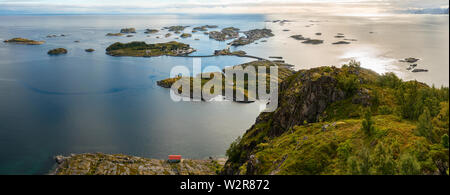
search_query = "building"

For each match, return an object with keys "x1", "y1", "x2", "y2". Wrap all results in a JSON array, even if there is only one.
[{"x1": 168, "y1": 155, "x2": 182, "y2": 163}]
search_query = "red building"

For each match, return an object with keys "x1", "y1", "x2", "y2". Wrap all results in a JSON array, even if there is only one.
[{"x1": 168, "y1": 155, "x2": 182, "y2": 163}]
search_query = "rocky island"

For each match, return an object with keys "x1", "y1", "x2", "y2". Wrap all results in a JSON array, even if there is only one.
[
  {"x1": 51, "y1": 153, "x2": 225, "y2": 175},
  {"x1": 400, "y1": 57, "x2": 420, "y2": 63},
  {"x1": 209, "y1": 27, "x2": 240, "y2": 41},
  {"x1": 180, "y1": 33, "x2": 192, "y2": 38},
  {"x1": 47, "y1": 48, "x2": 68, "y2": 55},
  {"x1": 164, "y1": 26, "x2": 188, "y2": 32},
  {"x1": 290, "y1": 35, "x2": 324, "y2": 44},
  {"x1": 106, "y1": 33, "x2": 124, "y2": 36},
  {"x1": 333, "y1": 41, "x2": 351, "y2": 45},
  {"x1": 105, "y1": 41, "x2": 196, "y2": 57},
  {"x1": 230, "y1": 29, "x2": 274, "y2": 46},
  {"x1": 145, "y1": 29, "x2": 159, "y2": 34},
  {"x1": 193, "y1": 25, "x2": 218, "y2": 32},
  {"x1": 120, "y1": 28, "x2": 136, "y2": 33},
  {"x1": 3, "y1": 37, "x2": 45, "y2": 45},
  {"x1": 156, "y1": 60, "x2": 294, "y2": 102}
]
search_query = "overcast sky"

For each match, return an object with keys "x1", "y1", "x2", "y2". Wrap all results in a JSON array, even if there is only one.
[{"x1": 0, "y1": 0, "x2": 448, "y2": 14}]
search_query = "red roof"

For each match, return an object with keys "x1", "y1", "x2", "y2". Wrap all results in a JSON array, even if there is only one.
[{"x1": 168, "y1": 155, "x2": 182, "y2": 160}]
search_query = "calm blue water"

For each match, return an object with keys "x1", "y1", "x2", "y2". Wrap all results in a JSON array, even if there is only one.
[
  {"x1": 0, "y1": 14, "x2": 268, "y2": 174},
  {"x1": 0, "y1": 14, "x2": 448, "y2": 174}
]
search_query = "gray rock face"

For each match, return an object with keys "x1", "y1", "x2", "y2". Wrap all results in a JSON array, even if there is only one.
[{"x1": 267, "y1": 70, "x2": 345, "y2": 137}]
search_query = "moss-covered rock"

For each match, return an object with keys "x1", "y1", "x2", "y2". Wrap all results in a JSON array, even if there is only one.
[
  {"x1": 47, "y1": 48, "x2": 68, "y2": 55},
  {"x1": 4, "y1": 37, "x2": 45, "y2": 45},
  {"x1": 105, "y1": 41, "x2": 196, "y2": 57}
]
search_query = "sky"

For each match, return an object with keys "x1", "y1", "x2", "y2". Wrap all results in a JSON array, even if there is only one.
[{"x1": 0, "y1": 0, "x2": 448, "y2": 15}]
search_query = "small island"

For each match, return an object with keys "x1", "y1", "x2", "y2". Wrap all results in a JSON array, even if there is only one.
[
  {"x1": 47, "y1": 48, "x2": 68, "y2": 55},
  {"x1": 145, "y1": 29, "x2": 159, "y2": 34},
  {"x1": 332, "y1": 41, "x2": 351, "y2": 45},
  {"x1": 120, "y1": 28, "x2": 136, "y2": 33},
  {"x1": 400, "y1": 57, "x2": 420, "y2": 63},
  {"x1": 105, "y1": 41, "x2": 196, "y2": 57},
  {"x1": 193, "y1": 25, "x2": 218, "y2": 32},
  {"x1": 290, "y1": 35, "x2": 324, "y2": 45},
  {"x1": 213, "y1": 48, "x2": 246, "y2": 56},
  {"x1": 157, "y1": 60, "x2": 294, "y2": 102},
  {"x1": 209, "y1": 27, "x2": 240, "y2": 41},
  {"x1": 106, "y1": 33, "x2": 124, "y2": 36},
  {"x1": 3, "y1": 38, "x2": 45, "y2": 45},
  {"x1": 230, "y1": 29, "x2": 274, "y2": 46},
  {"x1": 163, "y1": 26, "x2": 188, "y2": 32},
  {"x1": 180, "y1": 33, "x2": 192, "y2": 38},
  {"x1": 85, "y1": 48, "x2": 95, "y2": 52}
]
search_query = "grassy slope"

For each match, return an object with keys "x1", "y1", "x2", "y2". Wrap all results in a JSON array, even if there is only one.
[{"x1": 224, "y1": 62, "x2": 449, "y2": 175}]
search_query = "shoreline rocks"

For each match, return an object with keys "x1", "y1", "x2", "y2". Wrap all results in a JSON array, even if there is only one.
[{"x1": 51, "y1": 153, "x2": 225, "y2": 175}]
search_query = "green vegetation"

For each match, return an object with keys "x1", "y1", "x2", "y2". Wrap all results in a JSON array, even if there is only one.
[
  {"x1": 105, "y1": 41, "x2": 195, "y2": 57},
  {"x1": 223, "y1": 61, "x2": 449, "y2": 175},
  {"x1": 156, "y1": 60, "x2": 295, "y2": 102},
  {"x1": 4, "y1": 37, "x2": 45, "y2": 45}
]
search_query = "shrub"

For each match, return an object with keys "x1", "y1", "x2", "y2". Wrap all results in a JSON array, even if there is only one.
[
  {"x1": 361, "y1": 109, "x2": 375, "y2": 136},
  {"x1": 399, "y1": 153, "x2": 421, "y2": 175}
]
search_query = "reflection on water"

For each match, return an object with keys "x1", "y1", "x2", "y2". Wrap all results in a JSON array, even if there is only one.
[{"x1": 0, "y1": 14, "x2": 448, "y2": 174}]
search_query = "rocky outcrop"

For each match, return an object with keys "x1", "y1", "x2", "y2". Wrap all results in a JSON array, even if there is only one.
[
  {"x1": 290, "y1": 35, "x2": 323, "y2": 45},
  {"x1": 193, "y1": 25, "x2": 218, "y2": 31},
  {"x1": 4, "y1": 37, "x2": 45, "y2": 45},
  {"x1": 120, "y1": 28, "x2": 136, "y2": 33},
  {"x1": 400, "y1": 57, "x2": 420, "y2": 63},
  {"x1": 222, "y1": 65, "x2": 379, "y2": 175},
  {"x1": 164, "y1": 26, "x2": 188, "y2": 32},
  {"x1": 230, "y1": 29, "x2": 274, "y2": 46},
  {"x1": 145, "y1": 29, "x2": 159, "y2": 34},
  {"x1": 332, "y1": 41, "x2": 351, "y2": 45},
  {"x1": 180, "y1": 33, "x2": 192, "y2": 38},
  {"x1": 51, "y1": 153, "x2": 225, "y2": 175},
  {"x1": 106, "y1": 33, "x2": 124, "y2": 36},
  {"x1": 47, "y1": 48, "x2": 68, "y2": 55},
  {"x1": 209, "y1": 27, "x2": 240, "y2": 41}
]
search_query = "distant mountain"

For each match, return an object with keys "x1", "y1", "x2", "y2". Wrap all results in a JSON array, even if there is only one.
[{"x1": 397, "y1": 7, "x2": 449, "y2": 15}]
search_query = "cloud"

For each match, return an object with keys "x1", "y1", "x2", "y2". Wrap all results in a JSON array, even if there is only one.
[{"x1": 0, "y1": 0, "x2": 448, "y2": 14}]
